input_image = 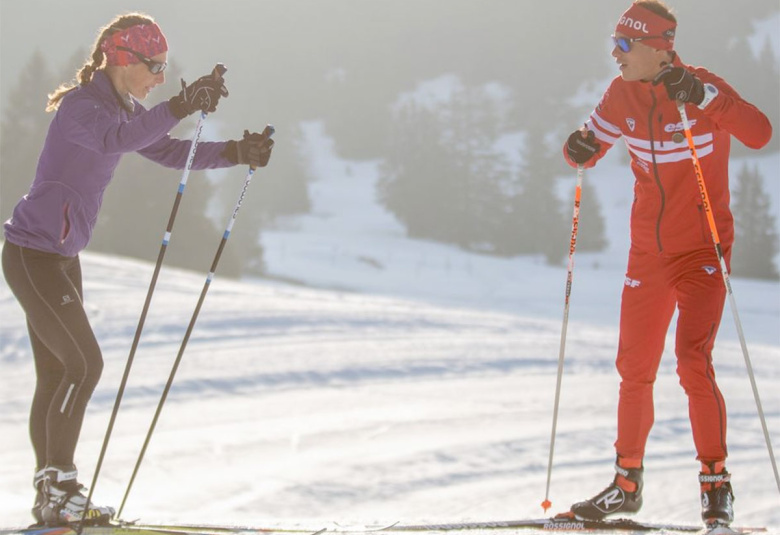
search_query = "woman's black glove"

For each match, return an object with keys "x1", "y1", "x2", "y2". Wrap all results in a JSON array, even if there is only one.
[
  {"x1": 169, "y1": 64, "x2": 228, "y2": 119},
  {"x1": 223, "y1": 126, "x2": 275, "y2": 169},
  {"x1": 566, "y1": 129, "x2": 600, "y2": 165}
]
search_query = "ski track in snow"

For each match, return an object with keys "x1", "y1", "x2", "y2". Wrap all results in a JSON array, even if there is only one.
[{"x1": 1, "y1": 254, "x2": 778, "y2": 530}]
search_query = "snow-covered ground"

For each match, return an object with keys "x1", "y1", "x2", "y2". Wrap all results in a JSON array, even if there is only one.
[{"x1": 1, "y1": 123, "x2": 778, "y2": 532}]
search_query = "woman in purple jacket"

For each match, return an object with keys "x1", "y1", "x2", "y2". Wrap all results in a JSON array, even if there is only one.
[{"x1": 2, "y1": 13, "x2": 273, "y2": 526}]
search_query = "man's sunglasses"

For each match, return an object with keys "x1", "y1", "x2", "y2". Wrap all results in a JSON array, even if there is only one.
[
  {"x1": 116, "y1": 46, "x2": 167, "y2": 74},
  {"x1": 612, "y1": 35, "x2": 665, "y2": 53}
]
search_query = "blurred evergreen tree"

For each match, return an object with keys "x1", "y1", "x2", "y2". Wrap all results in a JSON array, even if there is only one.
[
  {"x1": 441, "y1": 86, "x2": 511, "y2": 250},
  {"x1": 501, "y1": 125, "x2": 569, "y2": 264},
  {"x1": 731, "y1": 163, "x2": 779, "y2": 280},
  {"x1": 379, "y1": 102, "x2": 459, "y2": 241},
  {"x1": 380, "y1": 85, "x2": 512, "y2": 252},
  {"x1": 380, "y1": 84, "x2": 605, "y2": 262},
  {"x1": 0, "y1": 50, "x2": 54, "y2": 224}
]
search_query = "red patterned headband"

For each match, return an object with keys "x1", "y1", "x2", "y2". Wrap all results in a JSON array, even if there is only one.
[
  {"x1": 101, "y1": 23, "x2": 168, "y2": 66},
  {"x1": 615, "y1": 3, "x2": 676, "y2": 50}
]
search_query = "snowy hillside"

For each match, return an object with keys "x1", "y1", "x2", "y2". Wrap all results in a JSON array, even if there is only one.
[
  {"x1": 1, "y1": 121, "x2": 779, "y2": 531},
  {"x1": 260, "y1": 121, "x2": 780, "y2": 334}
]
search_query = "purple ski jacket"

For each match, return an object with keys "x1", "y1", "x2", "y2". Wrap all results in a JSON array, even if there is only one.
[{"x1": 4, "y1": 70, "x2": 235, "y2": 257}]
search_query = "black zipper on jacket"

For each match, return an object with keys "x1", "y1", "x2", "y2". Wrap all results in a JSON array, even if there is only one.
[{"x1": 648, "y1": 90, "x2": 665, "y2": 253}]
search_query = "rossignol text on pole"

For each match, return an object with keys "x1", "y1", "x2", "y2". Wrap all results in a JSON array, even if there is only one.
[
  {"x1": 541, "y1": 164, "x2": 584, "y2": 513},
  {"x1": 677, "y1": 102, "x2": 780, "y2": 498},
  {"x1": 79, "y1": 65, "x2": 228, "y2": 534},
  {"x1": 117, "y1": 125, "x2": 275, "y2": 518}
]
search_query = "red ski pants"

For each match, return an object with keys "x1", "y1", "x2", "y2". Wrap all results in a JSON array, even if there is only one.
[{"x1": 615, "y1": 246, "x2": 730, "y2": 463}]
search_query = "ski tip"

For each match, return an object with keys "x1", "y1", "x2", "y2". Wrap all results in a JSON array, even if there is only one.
[
  {"x1": 540, "y1": 499, "x2": 552, "y2": 512},
  {"x1": 703, "y1": 527, "x2": 739, "y2": 535},
  {"x1": 703, "y1": 523, "x2": 743, "y2": 535}
]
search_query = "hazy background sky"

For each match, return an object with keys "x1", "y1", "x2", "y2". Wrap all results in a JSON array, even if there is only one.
[{"x1": 2, "y1": 0, "x2": 778, "y2": 135}]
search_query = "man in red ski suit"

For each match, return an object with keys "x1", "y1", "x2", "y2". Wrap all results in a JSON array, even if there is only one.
[{"x1": 561, "y1": 0, "x2": 772, "y2": 528}]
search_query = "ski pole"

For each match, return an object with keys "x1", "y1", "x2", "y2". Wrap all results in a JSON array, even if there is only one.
[
  {"x1": 117, "y1": 125, "x2": 275, "y2": 518},
  {"x1": 541, "y1": 164, "x2": 584, "y2": 513},
  {"x1": 677, "y1": 102, "x2": 780, "y2": 497},
  {"x1": 80, "y1": 65, "x2": 228, "y2": 533}
]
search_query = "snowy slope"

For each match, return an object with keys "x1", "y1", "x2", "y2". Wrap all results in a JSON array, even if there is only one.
[{"x1": 2, "y1": 119, "x2": 779, "y2": 531}]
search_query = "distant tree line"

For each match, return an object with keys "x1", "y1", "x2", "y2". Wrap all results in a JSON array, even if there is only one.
[
  {"x1": 2, "y1": 21, "x2": 778, "y2": 279},
  {"x1": 732, "y1": 164, "x2": 779, "y2": 280},
  {"x1": 378, "y1": 86, "x2": 607, "y2": 265}
]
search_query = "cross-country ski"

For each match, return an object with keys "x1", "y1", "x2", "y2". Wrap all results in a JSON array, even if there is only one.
[{"x1": 1, "y1": 518, "x2": 767, "y2": 535}]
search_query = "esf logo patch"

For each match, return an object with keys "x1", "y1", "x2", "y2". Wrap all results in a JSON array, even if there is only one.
[{"x1": 665, "y1": 119, "x2": 697, "y2": 133}]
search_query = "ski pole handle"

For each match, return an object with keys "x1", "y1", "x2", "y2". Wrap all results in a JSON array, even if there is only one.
[
  {"x1": 212, "y1": 63, "x2": 227, "y2": 79},
  {"x1": 211, "y1": 63, "x2": 229, "y2": 97}
]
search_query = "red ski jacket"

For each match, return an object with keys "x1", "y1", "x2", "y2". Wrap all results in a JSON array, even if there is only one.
[{"x1": 564, "y1": 54, "x2": 772, "y2": 256}]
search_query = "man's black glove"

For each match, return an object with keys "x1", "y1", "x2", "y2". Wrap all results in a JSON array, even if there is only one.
[
  {"x1": 224, "y1": 126, "x2": 275, "y2": 169},
  {"x1": 653, "y1": 66, "x2": 704, "y2": 105},
  {"x1": 169, "y1": 64, "x2": 229, "y2": 119},
  {"x1": 566, "y1": 129, "x2": 600, "y2": 165}
]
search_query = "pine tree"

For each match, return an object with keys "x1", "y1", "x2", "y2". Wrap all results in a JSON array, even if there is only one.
[
  {"x1": 502, "y1": 127, "x2": 568, "y2": 264},
  {"x1": 442, "y1": 85, "x2": 510, "y2": 250},
  {"x1": 731, "y1": 164, "x2": 779, "y2": 280},
  {"x1": 379, "y1": 102, "x2": 450, "y2": 240},
  {"x1": 379, "y1": 83, "x2": 511, "y2": 252},
  {"x1": 0, "y1": 50, "x2": 55, "y2": 223}
]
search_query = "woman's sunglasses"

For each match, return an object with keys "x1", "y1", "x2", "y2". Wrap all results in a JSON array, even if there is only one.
[
  {"x1": 116, "y1": 46, "x2": 167, "y2": 74},
  {"x1": 612, "y1": 35, "x2": 664, "y2": 53}
]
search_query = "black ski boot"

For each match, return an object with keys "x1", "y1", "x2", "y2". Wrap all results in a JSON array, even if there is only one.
[
  {"x1": 700, "y1": 464, "x2": 734, "y2": 527},
  {"x1": 570, "y1": 462, "x2": 644, "y2": 520},
  {"x1": 40, "y1": 465, "x2": 115, "y2": 526}
]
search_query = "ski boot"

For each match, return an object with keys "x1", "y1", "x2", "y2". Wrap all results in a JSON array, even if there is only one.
[
  {"x1": 700, "y1": 463, "x2": 734, "y2": 529},
  {"x1": 31, "y1": 468, "x2": 46, "y2": 526},
  {"x1": 40, "y1": 465, "x2": 115, "y2": 526},
  {"x1": 569, "y1": 461, "x2": 644, "y2": 520}
]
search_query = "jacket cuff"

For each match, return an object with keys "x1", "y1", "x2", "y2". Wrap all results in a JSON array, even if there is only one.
[
  {"x1": 697, "y1": 83, "x2": 719, "y2": 110},
  {"x1": 221, "y1": 140, "x2": 239, "y2": 164},
  {"x1": 168, "y1": 96, "x2": 188, "y2": 120}
]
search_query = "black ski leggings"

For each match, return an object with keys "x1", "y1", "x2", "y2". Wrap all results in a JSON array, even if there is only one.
[{"x1": 2, "y1": 240, "x2": 103, "y2": 470}]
